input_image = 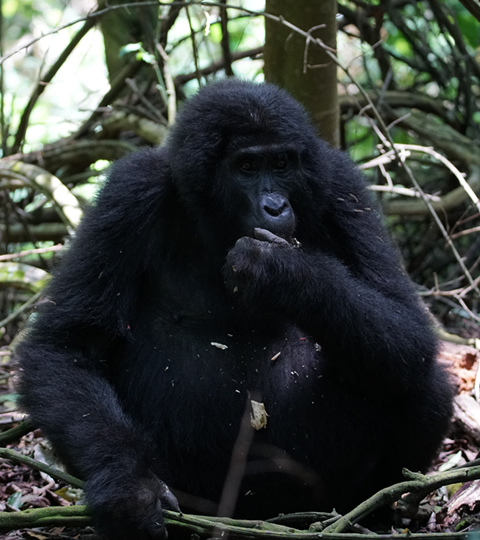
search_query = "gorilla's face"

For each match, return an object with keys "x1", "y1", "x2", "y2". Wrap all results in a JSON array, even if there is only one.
[
  {"x1": 165, "y1": 80, "x2": 322, "y2": 251},
  {"x1": 222, "y1": 143, "x2": 300, "y2": 241}
]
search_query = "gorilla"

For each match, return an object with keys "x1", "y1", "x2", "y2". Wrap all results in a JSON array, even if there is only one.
[{"x1": 16, "y1": 79, "x2": 453, "y2": 539}]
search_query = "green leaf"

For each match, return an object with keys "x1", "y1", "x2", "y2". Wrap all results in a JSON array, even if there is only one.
[
  {"x1": 119, "y1": 42, "x2": 143, "y2": 57},
  {"x1": 136, "y1": 51, "x2": 156, "y2": 65},
  {"x1": 456, "y1": 11, "x2": 479, "y2": 49},
  {"x1": 7, "y1": 491, "x2": 23, "y2": 510},
  {"x1": 0, "y1": 393, "x2": 18, "y2": 404}
]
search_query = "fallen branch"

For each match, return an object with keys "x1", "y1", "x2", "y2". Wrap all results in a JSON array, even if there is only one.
[
  {"x1": 0, "y1": 505, "x2": 90, "y2": 531},
  {"x1": 324, "y1": 466, "x2": 480, "y2": 533},
  {"x1": 0, "y1": 447, "x2": 84, "y2": 488},
  {"x1": 0, "y1": 505, "x2": 470, "y2": 539},
  {"x1": 0, "y1": 450, "x2": 479, "y2": 537},
  {"x1": 0, "y1": 418, "x2": 34, "y2": 446}
]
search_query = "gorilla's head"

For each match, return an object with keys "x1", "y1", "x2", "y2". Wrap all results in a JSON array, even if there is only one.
[{"x1": 166, "y1": 80, "x2": 333, "y2": 245}]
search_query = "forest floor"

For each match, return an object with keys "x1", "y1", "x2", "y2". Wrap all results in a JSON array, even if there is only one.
[{"x1": 0, "y1": 341, "x2": 479, "y2": 539}]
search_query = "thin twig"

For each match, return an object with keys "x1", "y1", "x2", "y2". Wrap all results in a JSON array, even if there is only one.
[
  {"x1": 185, "y1": 5, "x2": 202, "y2": 86},
  {"x1": 369, "y1": 185, "x2": 441, "y2": 200},
  {"x1": 453, "y1": 294, "x2": 480, "y2": 324},
  {"x1": 0, "y1": 0, "x2": 5, "y2": 156},
  {"x1": 322, "y1": 54, "x2": 480, "y2": 295},
  {"x1": 372, "y1": 144, "x2": 480, "y2": 213},
  {"x1": 11, "y1": 18, "x2": 96, "y2": 153},
  {"x1": 0, "y1": 244, "x2": 62, "y2": 262},
  {"x1": 450, "y1": 225, "x2": 480, "y2": 240},
  {"x1": 216, "y1": 397, "x2": 255, "y2": 518},
  {"x1": 0, "y1": 291, "x2": 42, "y2": 329},
  {"x1": 156, "y1": 44, "x2": 177, "y2": 124},
  {"x1": 0, "y1": 2, "x2": 322, "y2": 67}
]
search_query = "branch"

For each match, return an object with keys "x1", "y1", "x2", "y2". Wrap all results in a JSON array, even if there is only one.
[
  {"x1": 74, "y1": 58, "x2": 143, "y2": 139},
  {"x1": 0, "y1": 505, "x2": 90, "y2": 531},
  {"x1": 185, "y1": 5, "x2": 202, "y2": 86},
  {"x1": 319, "y1": 38, "x2": 480, "y2": 295},
  {"x1": 4, "y1": 139, "x2": 136, "y2": 172},
  {"x1": 324, "y1": 465, "x2": 480, "y2": 533},
  {"x1": 156, "y1": 44, "x2": 177, "y2": 124},
  {"x1": 362, "y1": 145, "x2": 480, "y2": 215},
  {"x1": 102, "y1": 110, "x2": 168, "y2": 144},
  {"x1": 0, "y1": 263, "x2": 48, "y2": 293},
  {"x1": 0, "y1": 161, "x2": 82, "y2": 227},
  {"x1": 339, "y1": 91, "x2": 461, "y2": 131},
  {"x1": 174, "y1": 46, "x2": 263, "y2": 85},
  {"x1": 0, "y1": 3, "x2": 265, "y2": 69},
  {"x1": 0, "y1": 290, "x2": 42, "y2": 328},
  {"x1": 457, "y1": 0, "x2": 480, "y2": 21},
  {"x1": 0, "y1": 223, "x2": 68, "y2": 243},
  {"x1": 0, "y1": 442, "x2": 479, "y2": 539},
  {"x1": 220, "y1": 1, "x2": 234, "y2": 77},
  {"x1": 0, "y1": 2, "x2": 159, "y2": 65},
  {"x1": 0, "y1": 418, "x2": 35, "y2": 446},
  {"x1": 0, "y1": 447, "x2": 84, "y2": 488},
  {"x1": 383, "y1": 167, "x2": 480, "y2": 216},
  {"x1": 11, "y1": 18, "x2": 96, "y2": 153},
  {"x1": 0, "y1": 244, "x2": 63, "y2": 262},
  {"x1": 0, "y1": 504, "x2": 471, "y2": 539}
]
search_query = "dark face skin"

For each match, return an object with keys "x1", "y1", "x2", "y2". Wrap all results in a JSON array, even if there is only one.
[{"x1": 227, "y1": 144, "x2": 298, "y2": 240}]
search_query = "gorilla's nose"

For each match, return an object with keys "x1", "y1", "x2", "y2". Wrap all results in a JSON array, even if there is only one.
[{"x1": 261, "y1": 194, "x2": 291, "y2": 219}]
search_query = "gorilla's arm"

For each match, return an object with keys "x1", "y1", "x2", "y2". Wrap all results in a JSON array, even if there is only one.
[
  {"x1": 17, "y1": 149, "x2": 177, "y2": 539},
  {"x1": 223, "y1": 156, "x2": 438, "y2": 393}
]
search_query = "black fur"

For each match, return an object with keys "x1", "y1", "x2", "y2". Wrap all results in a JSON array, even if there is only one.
[{"x1": 16, "y1": 80, "x2": 453, "y2": 539}]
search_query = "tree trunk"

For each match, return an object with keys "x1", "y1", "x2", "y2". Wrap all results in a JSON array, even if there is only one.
[
  {"x1": 264, "y1": 1, "x2": 339, "y2": 147},
  {"x1": 98, "y1": 0, "x2": 158, "y2": 83}
]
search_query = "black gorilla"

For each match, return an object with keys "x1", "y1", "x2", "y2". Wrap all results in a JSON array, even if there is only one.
[{"x1": 17, "y1": 80, "x2": 453, "y2": 539}]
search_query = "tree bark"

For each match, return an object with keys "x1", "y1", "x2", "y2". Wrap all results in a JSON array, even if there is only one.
[{"x1": 264, "y1": 1, "x2": 339, "y2": 147}]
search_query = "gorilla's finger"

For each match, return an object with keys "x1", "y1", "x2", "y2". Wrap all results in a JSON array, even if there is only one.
[{"x1": 254, "y1": 227, "x2": 290, "y2": 245}]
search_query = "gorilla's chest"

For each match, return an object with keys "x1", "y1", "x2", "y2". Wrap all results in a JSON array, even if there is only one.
[
  {"x1": 113, "y1": 317, "x2": 325, "y2": 442},
  {"x1": 112, "y1": 318, "x2": 332, "y2": 505}
]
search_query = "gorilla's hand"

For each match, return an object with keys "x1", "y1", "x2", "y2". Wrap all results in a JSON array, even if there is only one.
[
  {"x1": 87, "y1": 468, "x2": 180, "y2": 540},
  {"x1": 224, "y1": 227, "x2": 301, "y2": 311},
  {"x1": 253, "y1": 227, "x2": 293, "y2": 245}
]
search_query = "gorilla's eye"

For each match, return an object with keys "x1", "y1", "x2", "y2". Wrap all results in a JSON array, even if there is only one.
[
  {"x1": 239, "y1": 159, "x2": 257, "y2": 173},
  {"x1": 275, "y1": 156, "x2": 288, "y2": 171}
]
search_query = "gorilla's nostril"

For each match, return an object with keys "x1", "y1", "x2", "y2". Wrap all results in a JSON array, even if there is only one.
[{"x1": 264, "y1": 204, "x2": 284, "y2": 217}]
